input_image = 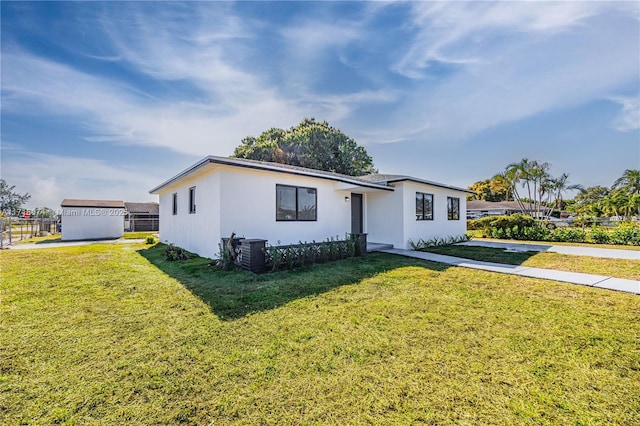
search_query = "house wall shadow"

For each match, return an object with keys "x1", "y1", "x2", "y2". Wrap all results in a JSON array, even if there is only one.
[
  {"x1": 428, "y1": 245, "x2": 541, "y2": 266},
  {"x1": 137, "y1": 244, "x2": 450, "y2": 321}
]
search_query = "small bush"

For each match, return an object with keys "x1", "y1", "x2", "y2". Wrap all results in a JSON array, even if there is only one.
[
  {"x1": 467, "y1": 216, "x2": 496, "y2": 231},
  {"x1": 165, "y1": 244, "x2": 188, "y2": 261},
  {"x1": 409, "y1": 234, "x2": 470, "y2": 251},
  {"x1": 145, "y1": 236, "x2": 155, "y2": 244},
  {"x1": 609, "y1": 223, "x2": 640, "y2": 246},
  {"x1": 589, "y1": 227, "x2": 610, "y2": 244},
  {"x1": 550, "y1": 227, "x2": 586, "y2": 243}
]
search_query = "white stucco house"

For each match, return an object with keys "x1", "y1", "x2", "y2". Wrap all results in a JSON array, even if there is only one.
[
  {"x1": 149, "y1": 156, "x2": 473, "y2": 259},
  {"x1": 60, "y1": 199, "x2": 126, "y2": 241}
]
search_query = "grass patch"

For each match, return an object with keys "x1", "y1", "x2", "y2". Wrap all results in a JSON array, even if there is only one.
[
  {"x1": 123, "y1": 231, "x2": 157, "y2": 239},
  {"x1": 425, "y1": 245, "x2": 640, "y2": 280},
  {"x1": 469, "y1": 235, "x2": 640, "y2": 251},
  {"x1": 1, "y1": 244, "x2": 639, "y2": 424},
  {"x1": 11, "y1": 234, "x2": 62, "y2": 244}
]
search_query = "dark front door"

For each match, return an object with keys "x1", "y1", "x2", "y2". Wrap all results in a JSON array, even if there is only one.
[{"x1": 351, "y1": 193, "x2": 363, "y2": 234}]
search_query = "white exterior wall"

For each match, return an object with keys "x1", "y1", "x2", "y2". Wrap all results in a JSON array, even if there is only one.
[
  {"x1": 218, "y1": 166, "x2": 353, "y2": 247},
  {"x1": 156, "y1": 165, "x2": 359, "y2": 259},
  {"x1": 61, "y1": 207, "x2": 125, "y2": 241},
  {"x1": 366, "y1": 189, "x2": 404, "y2": 248},
  {"x1": 364, "y1": 182, "x2": 468, "y2": 249},
  {"x1": 157, "y1": 169, "x2": 221, "y2": 259},
  {"x1": 399, "y1": 182, "x2": 468, "y2": 249}
]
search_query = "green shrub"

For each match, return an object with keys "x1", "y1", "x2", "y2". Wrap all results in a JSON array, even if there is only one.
[
  {"x1": 409, "y1": 234, "x2": 470, "y2": 251},
  {"x1": 490, "y1": 214, "x2": 535, "y2": 231},
  {"x1": 165, "y1": 244, "x2": 188, "y2": 261},
  {"x1": 145, "y1": 236, "x2": 155, "y2": 244},
  {"x1": 467, "y1": 216, "x2": 496, "y2": 231},
  {"x1": 550, "y1": 227, "x2": 586, "y2": 243},
  {"x1": 589, "y1": 227, "x2": 610, "y2": 244},
  {"x1": 610, "y1": 223, "x2": 640, "y2": 245}
]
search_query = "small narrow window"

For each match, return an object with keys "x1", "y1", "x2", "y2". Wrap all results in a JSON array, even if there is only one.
[
  {"x1": 172, "y1": 193, "x2": 178, "y2": 215},
  {"x1": 416, "y1": 192, "x2": 433, "y2": 220},
  {"x1": 189, "y1": 187, "x2": 196, "y2": 214},
  {"x1": 447, "y1": 197, "x2": 460, "y2": 220},
  {"x1": 276, "y1": 184, "x2": 317, "y2": 221}
]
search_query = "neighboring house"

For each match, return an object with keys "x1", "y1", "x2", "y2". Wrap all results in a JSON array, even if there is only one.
[
  {"x1": 466, "y1": 200, "x2": 551, "y2": 218},
  {"x1": 60, "y1": 199, "x2": 126, "y2": 241},
  {"x1": 124, "y1": 202, "x2": 159, "y2": 232},
  {"x1": 149, "y1": 156, "x2": 473, "y2": 259}
]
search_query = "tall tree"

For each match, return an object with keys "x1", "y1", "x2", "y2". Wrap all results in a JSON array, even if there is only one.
[
  {"x1": 232, "y1": 118, "x2": 377, "y2": 176},
  {"x1": 0, "y1": 179, "x2": 31, "y2": 216},
  {"x1": 549, "y1": 173, "x2": 583, "y2": 215},
  {"x1": 612, "y1": 169, "x2": 640, "y2": 195}
]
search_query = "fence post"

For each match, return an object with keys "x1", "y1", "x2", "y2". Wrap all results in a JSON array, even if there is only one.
[
  {"x1": 239, "y1": 239, "x2": 267, "y2": 273},
  {"x1": 349, "y1": 233, "x2": 368, "y2": 256}
]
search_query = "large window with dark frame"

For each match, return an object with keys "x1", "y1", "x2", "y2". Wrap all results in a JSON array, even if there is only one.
[
  {"x1": 172, "y1": 193, "x2": 178, "y2": 215},
  {"x1": 276, "y1": 184, "x2": 317, "y2": 221},
  {"x1": 189, "y1": 187, "x2": 196, "y2": 214},
  {"x1": 447, "y1": 197, "x2": 460, "y2": 220},
  {"x1": 415, "y1": 192, "x2": 434, "y2": 220}
]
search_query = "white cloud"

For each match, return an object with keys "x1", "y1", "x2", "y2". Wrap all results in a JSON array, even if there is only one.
[
  {"x1": 3, "y1": 150, "x2": 161, "y2": 209},
  {"x1": 610, "y1": 96, "x2": 640, "y2": 132}
]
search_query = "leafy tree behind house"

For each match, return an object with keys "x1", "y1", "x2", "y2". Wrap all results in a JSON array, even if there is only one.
[
  {"x1": 0, "y1": 179, "x2": 31, "y2": 216},
  {"x1": 233, "y1": 118, "x2": 377, "y2": 176}
]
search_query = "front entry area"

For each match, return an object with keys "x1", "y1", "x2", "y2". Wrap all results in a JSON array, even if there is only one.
[{"x1": 351, "y1": 193, "x2": 363, "y2": 234}]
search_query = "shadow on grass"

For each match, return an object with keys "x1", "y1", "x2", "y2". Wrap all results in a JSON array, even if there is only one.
[
  {"x1": 423, "y1": 245, "x2": 540, "y2": 266},
  {"x1": 137, "y1": 244, "x2": 449, "y2": 320},
  {"x1": 34, "y1": 237, "x2": 63, "y2": 244}
]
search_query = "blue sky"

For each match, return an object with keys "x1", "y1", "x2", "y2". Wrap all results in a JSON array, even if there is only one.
[{"x1": 2, "y1": 1, "x2": 639, "y2": 209}]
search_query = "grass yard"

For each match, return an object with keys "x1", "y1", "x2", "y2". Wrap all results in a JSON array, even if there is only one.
[
  {"x1": 425, "y1": 245, "x2": 640, "y2": 281},
  {"x1": 1, "y1": 243, "x2": 639, "y2": 424},
  {"x1": 467, "y1": 234, "x2": 640, "y2": 251}
]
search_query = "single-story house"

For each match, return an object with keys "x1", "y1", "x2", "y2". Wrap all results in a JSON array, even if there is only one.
[
  {"x1": 467, "y1": 200, "x2": 551, "y2": 218},
  {"x1": 124, "y1": 202, "x2": 159, "y2": 232},
  {"x1": 149, "y1": 156, "x2": 473, "y2": 259},
  {"x1": 60, "y1": 199, "x2": 126, "y2": 241}
]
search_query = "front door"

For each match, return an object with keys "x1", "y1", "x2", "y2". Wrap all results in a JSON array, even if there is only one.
[{"x1": 351, "y1": 193, "x2": 363, "y2": 234}]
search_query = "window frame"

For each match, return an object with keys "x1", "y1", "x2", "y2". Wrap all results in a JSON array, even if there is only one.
[
  {"x1": 415, "y1": 192, "x2": 434, "y2": 221},
  {"x1": 447, "y1": 196, "x2": 460, "y2": 220},
  {"x1": 276, "y1": 184, "x2": 317, "y2": 222},
  {"x1": 189, "y1": 187, "x2": 196, "y2": 214},
  {"x1": 172, "y1": 193, "x2": 178, "y2": 215}
]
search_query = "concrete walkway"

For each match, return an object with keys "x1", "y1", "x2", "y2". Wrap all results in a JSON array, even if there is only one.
[
  {"x1": 5, "y1": 238, "x2": 146, "y2": 250},
  {"x1": 381, "y1": 248, "x2": 640, "y2": 295},
  {"x1": 460, "y1": 240, "x2": 640, "y2": 260}
]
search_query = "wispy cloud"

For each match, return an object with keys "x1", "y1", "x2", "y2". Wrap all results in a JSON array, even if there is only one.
[
  {"x1": 3, "y1": 150, "x2": 160, "y2": 208},
  {"x1": 610, "y1": 96, "x2": 640, "y2": 132}
]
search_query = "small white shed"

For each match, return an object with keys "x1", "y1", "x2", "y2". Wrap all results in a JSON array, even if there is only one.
[{"x1": 60, "y1": 199, "x2": 126, "y2": 241}]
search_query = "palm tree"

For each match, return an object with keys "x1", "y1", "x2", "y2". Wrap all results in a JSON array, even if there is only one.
[
  {"x1": 503, "y1": 163, "x2": 527, "y2": 213},
  {"x1": 550, "y1": 173, "x2": 584, "y2": 216},
  {"x1": 613, "y1": 169, "x2": 640, "y2": 217},
  {"x1": 613, "y1": 169, "x2": 640, "y2": 195}
]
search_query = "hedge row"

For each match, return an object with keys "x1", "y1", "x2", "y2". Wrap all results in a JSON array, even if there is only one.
[{"x1": 469, "y1": 214, "x2": 640, "y2": 246}]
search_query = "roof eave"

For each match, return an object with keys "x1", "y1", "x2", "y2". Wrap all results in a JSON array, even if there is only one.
[{"x1": 149, "y1": 156, "x2": 393, "y2": 194}]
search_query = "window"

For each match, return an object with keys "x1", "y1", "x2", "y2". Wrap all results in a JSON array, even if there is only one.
[
  {"x1": 276, "y1": 184, "x2": 317, "y2": 221},
  {"x1": 416, "y1": 192, "x2": 433, "y2": 220},
  {"x1": 189, "y1": 187, "x2": 196, "y2": 214},
  {"x1": 447, "y1": 197, "x2": 460, "y2": 220},
  {"x1": 172, "y1": 193, "x2": 178, "y2": 215}
]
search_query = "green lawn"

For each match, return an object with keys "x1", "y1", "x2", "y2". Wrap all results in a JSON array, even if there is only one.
[
  {"x1": 425, "y1": 245, "x2": 640, "y2": 281},
  {"x1": 467, "y1": 233, "x2": 640, "y2": 251},
  {"x1": 1, "y1": 243, "x2": 639, "y2": 424}
]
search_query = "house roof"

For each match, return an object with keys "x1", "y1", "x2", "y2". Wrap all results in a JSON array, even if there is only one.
[
  {"x1": 149, "y1": 156, "x2": 393, "y2": 194},
  {"x1": 359, "y1": 174, "x2": 475, "y2": 194},
  {"x1": 149, "y1": 156, "x2": 472, "y2": 194},
  {"x1": 61, "y1": 199, "x2": 125, "y2": 208},
  {"x1": 124, "y1": 202, "x2": 159, "y2": 214},
  {"x1": 467, "y1": 200, "x2": 547, "y2": 211}
]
